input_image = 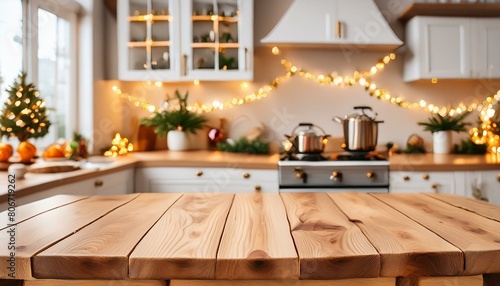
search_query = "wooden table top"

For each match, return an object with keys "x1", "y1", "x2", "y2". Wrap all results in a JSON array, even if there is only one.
[{"x1": 1, "y1": 192, "x2": 500, "y2": 283}]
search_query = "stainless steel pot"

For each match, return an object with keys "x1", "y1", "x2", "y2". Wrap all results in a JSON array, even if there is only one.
[
  {"x1": 333, "y1": 106, "x2": 383, "y2": 152},
  {"x1": 285, "y1": 123, "x2": 330, "y2": 153}
]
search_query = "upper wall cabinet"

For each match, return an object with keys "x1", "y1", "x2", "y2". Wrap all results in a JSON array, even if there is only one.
[
  {"x1": 260, "y1": 0, "x2": 402, "y2": 50},
  {"x1": 118, "y1": 0, "x2": 253, "y2": 82},
  {"x1": 403, "y1": 16, "x2": 500, "y2": 82}
]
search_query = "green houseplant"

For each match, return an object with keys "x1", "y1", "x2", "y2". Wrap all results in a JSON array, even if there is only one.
[
  {"x1": 417, "y1": 111, "x2": 471, "y2": 154},
  {"x1": 140, "y1": 90, "x2": 207, "y2": 151}
]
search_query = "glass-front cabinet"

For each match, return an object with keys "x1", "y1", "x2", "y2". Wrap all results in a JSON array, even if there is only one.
[{"x1": 118, "y1": 0, "x2": 253, "y2": 82}]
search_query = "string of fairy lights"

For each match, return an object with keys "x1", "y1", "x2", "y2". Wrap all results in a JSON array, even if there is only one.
[{"x1": 112, "y1": 47, "x2": 500, "y2": 153}]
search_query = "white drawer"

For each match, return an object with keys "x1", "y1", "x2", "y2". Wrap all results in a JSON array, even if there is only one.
[{"x1": 389, "y1": 171, "x2": 455, "y2": 194}]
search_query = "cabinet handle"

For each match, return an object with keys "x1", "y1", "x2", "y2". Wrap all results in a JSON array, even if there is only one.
[
  {"x1": 403, "y1": 176, "x2": 410, "y2": 181},
  {"x1": 432, "y1": 183, "x2": 439, "y2": 191},
  {"x1": 182, "y1": 54, "x2": 188, "y2": 76},
  {"x1": 497, "y1": 173, "x2": 500, "y2": 182},
  {"x1": 422, "y1": 174, "x2": 429, "y2": 181},
  {"x1": 336, "y1": 21, "x2": 343, "y2": 38},
  {"x1": 196, "y1": 170, "x2": 203, "y2": 177},
  {"x1": 242, "y1": 172, "x2": 250, "y2": 179},
  {"x1": 254, "y1": 185, "x2": 262, "y2": 192},
  {"x1": 244, "y1": 47, "x2": 248, "y2": 71},
  {"x1": 366, "y1": 171, "x2": 375, "y2": 179},
  {"x1": 94, "y1": 180, "x2": 104, "y2": 187}
]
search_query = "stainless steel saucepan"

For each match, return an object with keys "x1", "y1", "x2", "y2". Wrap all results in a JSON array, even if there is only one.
[
  {"x1": 333, "y1": 106, "x2": 383, "y2": 152},
  {"x1": 285, "y1": 123, "x2": 330, "y2": 153}
]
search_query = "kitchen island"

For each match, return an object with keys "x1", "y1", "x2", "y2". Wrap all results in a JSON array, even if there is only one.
[{"x1": 1, "y1": 192, "x2": 499, "y2": 286}]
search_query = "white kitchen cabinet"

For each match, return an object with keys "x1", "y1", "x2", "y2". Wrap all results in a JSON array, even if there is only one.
[
  {"x1": 464, "y1": 170, "x2": 500, "y2": 206},
  {"x1": 404, "y1": 16, "x2": 500, "y2": 81},
  {"x1": 118, "y1": 0, "x2": 253, "y2": 82},
  {"x1": 260, "y1": 0, "x2": 402, "y2": 49},
  {"x1": 389, "y1": 171, "x2": 456, "y2": 194},
  {"x1": 135, "y1": 167, "x2": 278, "y2": 193},
  {"x1": 11, "y1": 169, "x2": 134, "y2": 208}
]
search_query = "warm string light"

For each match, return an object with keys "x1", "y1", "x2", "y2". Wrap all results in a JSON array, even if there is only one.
[
  {"x1": 104, "y1": 133, "x2": 134, "y2": 157},
  {"x1": 470, "y1": 91, "x2": 500, "y2": 153}
]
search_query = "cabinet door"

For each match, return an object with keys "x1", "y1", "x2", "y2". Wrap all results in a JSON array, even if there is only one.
[
  {"x1": 422, "y1": 17, "x2": 471, "y2": 79},
  {"x1": 465, "y1": 170, "x2": 500, "y2": 206},
  {"x1": 404, "y1": 17, "x2": 471, "y2": 81},
  {"x1": 389, "y1": 171, "x2": 455, "y2": 194},
  {"x1": 475, "y1": 19, "x2": 500, "y2": 78},
  {"x1": 118, "y1": 0, "x2": 180, "y2": 81},
  {"x1": 179, "y1": 0, "x2": 253, "y2": 81}
]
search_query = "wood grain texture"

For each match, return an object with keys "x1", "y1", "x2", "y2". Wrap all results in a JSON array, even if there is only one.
[
  {"x1": 216, "y1": 193, "x2": 298, "y2": 279},
  {"x1": 32, "y1": 193, "x2": 182, "y2": 279},
  {"x1": 280, "y1": 192, "x2": 379, "y2": 279},
  {"x1": 0, "y1": 194, "x2": 138, "y2": 280},
  {"x1": 24, "y1": 280, "x2": 167, "y2": 286},
  {"x1": 171, "y1": 278, "x2": 395, "y2": 286},
  {"x1": 0, "y1": 194, "x2": 86, "y2": 230},
  {"x1": 419, "y1": 276, "x2": 482, "y2": 286},
  {"x1": 373, "y1": 193, "x2": 500, "y2": 275},
  {"x1": 129, "y1": 193, "x2": 234, "y2": 279},
  {"x1": 425, "y1": 193, "x2": 500, "y2": 222},
  {"x1": 329, "y1": 192, "x2": 463, "y2": 277}
]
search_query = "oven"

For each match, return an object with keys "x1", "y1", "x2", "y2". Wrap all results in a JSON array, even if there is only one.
[{"x1": 278, "y1": 153, "x2": 389, "y2": 193}]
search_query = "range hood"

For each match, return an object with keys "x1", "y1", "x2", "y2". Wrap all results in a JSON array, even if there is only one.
[{"x1": 261, "y1": 0, "x2": 402, "y2": 50}]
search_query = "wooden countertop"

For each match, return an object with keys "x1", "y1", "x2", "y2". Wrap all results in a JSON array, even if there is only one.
[
  {"x1": 2, "y1": 151, "x2": 500, "y2": 205},
  {"x1": 389, "y1": 153, "x2": 500, "y2": 172},
  {"x1": 131, "y1": 150, "x2": 280, "y2": 169},
  {"x1": 1, "y1": 192, "x2": 499, "y2": 285}
]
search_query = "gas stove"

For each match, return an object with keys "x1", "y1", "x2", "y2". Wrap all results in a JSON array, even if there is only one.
[{"x1": 278, "y1": 151, "x2": 389, "y2": 192}]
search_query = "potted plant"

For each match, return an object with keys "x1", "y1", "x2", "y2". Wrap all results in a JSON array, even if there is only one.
[
  {"x1": 140, "y1": 90, "x2": 207, "y2": 151},
  {"x1": 417, "y1": 111, "x2": 471, "y2": 154}
]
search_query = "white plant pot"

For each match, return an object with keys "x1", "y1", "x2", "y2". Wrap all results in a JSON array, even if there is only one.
[
  {"x1": 433, "y1": 131, "x2": 453, "y2": 154},
  {"x1": 167, "y1": 130, "x2": 190, "y2": 151}
]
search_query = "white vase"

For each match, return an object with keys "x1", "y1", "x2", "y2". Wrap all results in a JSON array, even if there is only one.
[
  {"x1": 167, "y1": 130, "x2": 190, "y2": 151},
  {"x1": 433, "y1": 131, "x2": 453, "y2": 154}
]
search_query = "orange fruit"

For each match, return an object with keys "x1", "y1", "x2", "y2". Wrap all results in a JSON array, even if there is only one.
[
  {"x1": 18, "y1": 141, "x2": 37, "y2": 162},
  {"x1": 43, "y1": 144, "x2": 66, "y2": 159},
  {"x1": 0, "y1": 143, "x2": 13, "y2": 162}
]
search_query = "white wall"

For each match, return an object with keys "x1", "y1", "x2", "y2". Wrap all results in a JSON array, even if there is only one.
[{"x1": 94, "y1": 0, "x2": 500, "y2": 153}]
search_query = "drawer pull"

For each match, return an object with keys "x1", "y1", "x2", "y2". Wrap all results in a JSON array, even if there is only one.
[
  {"x1": 422, "y1": 174, "x2": 429, "y2": 180},
  {"x1": 94, "y1": 180, "x2": 104, "y2": 187},
  {"x1": 497, "y1": 173, "x2": 500, "y2": 182},
  {"x1": 403, "y1": 176, "x2": 410, "y2": 181},
  {"x1": 366, "y1": 171, "x2": 375, "y2": 179},
  {"x1": 432, "y1": 183, "x2": 439, "y2": 190},
  {"x1": 254, "y1": 185, "x2": 262, "y2": 192},
  {"x1": 196, "y1": 170, "x2": 203, "y2": 177},
  {"x1": 243, "y1": 172, "x2": 250, "y2": 179}
]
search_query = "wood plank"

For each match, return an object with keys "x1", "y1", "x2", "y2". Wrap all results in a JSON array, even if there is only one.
[
  {"x1": 373, "y1": 193, "x2": 500, "y2": 275},
  {"x1": 24, "y1": 280, "x2": 167, "y2": 286},
  {"x1": 216, "y1": 193, "x2": 298, "y2": 279},
  {"x1": 0, "y1": 194, "x2": 87, "y2": 230},
  {"x1": 129, "y1": 193, "x2": 234, "y2": 279},
  {"x1": 398, "y1": 3, "x2": 500, "y2": 22},
  {"x1": 396, "y1": 277, "x2": 483, "y2": 286},
  {"x1": 419, "y1": 276, "x2": 482, "y2": 286},
  {"x1": 425, "y1": 193, "x2": 500, "y2": 222},
  {"x1": 280, "y1": 192, "x2": 379, "y2": 279},
  {"x1": 171, "y1": 278, "x2": 395, "y2": 286},
  {"x1": 328, "y1": 192, "x2": 463, "y2": 277},
  {"x1": 0, "y1": 194, "x2": 139, "y2": 280},
  {"x1": 32, "y1": 193, "x2": 182, "y2": 280}
]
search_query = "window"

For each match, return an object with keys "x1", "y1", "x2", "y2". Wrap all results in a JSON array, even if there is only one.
[{"x1": 0, "y1": 0, "x2": 79, "y2": 148}]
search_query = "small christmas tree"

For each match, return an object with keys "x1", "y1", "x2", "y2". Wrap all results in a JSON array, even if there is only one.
[{"x1": 0, "y1": 72, "x2": 51, "y2": 142}]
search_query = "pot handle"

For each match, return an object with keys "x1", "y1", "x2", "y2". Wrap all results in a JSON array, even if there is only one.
[
  {"x1": 375, "y1": 120, "x2": 384, "y2": 123},
  {"x1": 353, "y1": 106, "x2": 372, "y2": 111},
  {"x1": 298, "y1": 122, "x2": 313, "y2": 127},
  {"x1": 332, "y1": 117, "x2": 343, "y2": 124}
]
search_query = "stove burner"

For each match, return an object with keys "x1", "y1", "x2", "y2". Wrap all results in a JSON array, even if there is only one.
[
  {"x1": 332, "y1": 152, "x2": 387, "y2": 161},
  {"x1": 281, "y1": 152, "x2": 327, "y2": 161}
]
